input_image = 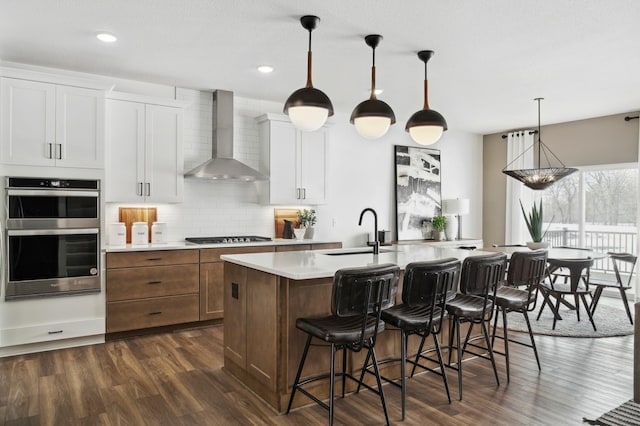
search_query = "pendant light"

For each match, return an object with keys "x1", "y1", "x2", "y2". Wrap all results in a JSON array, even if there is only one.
[
  {"x1": 283, "y1": 15, "x2": 334, "y2": 132},
  {"x1": 405, "y1": 50, "x2": 448, "y2": 145},
  {"x1": 350, "y1": 34, "x2": 396, "y2": 139},
  {"x1": 502, "y1": 98, "x2": 578, "y2": 190}
]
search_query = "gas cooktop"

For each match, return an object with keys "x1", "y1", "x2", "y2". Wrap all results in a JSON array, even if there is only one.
[{"x1": 185, "y1": 236, "x2": 272, "y2": 244}]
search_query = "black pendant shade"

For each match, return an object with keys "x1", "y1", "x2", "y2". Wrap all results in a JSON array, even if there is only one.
[
  {"x1": 350, "y1": 34, "x2": 395, "y2": 139},
  {"x1": 283, "y1": 15, "x2": 334, "y2": 131},
  {"x1": 502, "y1": 98, "x2": 577, "y2": 190},
  {"x1": 405, "y1": 50, "x2": 448, "y2": 145}
]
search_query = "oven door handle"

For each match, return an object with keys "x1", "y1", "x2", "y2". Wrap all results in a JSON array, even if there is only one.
[
  {"x1": 7, "y1": 228, "x2": 100, "y2": 236},
  {"x1": 7, "y1": 189, "x2": 100, "y2": 197}
]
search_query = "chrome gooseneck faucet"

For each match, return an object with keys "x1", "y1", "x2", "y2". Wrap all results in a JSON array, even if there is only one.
[{"x1": 358, "y1": 208, "x2": 379, "y2": 255}]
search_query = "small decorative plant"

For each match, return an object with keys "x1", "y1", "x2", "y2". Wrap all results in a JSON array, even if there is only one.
[
  {"x1": 431, "y1": 215, "x2": 447, "y2": 231},
  {"x1": 520, "y1": 200, "x2": 549, "y2": 243},
  {"x1": 297, "y1": 209, "x2": 317, "y2": 228}
]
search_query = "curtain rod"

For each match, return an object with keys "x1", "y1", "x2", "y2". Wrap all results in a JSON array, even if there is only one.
[
  {"x1": 500, "y1": 130, "x2": 538, "y2": 139},
  {"x1": 624, "y1": 116, "x2": 639, "y2": 121}
]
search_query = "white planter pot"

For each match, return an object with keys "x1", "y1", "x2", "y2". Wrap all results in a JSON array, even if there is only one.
[{"x1": 526, "y1": 241, "x2": 550, "y2": 250}]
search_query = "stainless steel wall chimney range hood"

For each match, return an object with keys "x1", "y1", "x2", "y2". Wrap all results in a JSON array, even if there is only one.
[{"x1": 185, "y1": 90, "x2": 267, "y2": 181}]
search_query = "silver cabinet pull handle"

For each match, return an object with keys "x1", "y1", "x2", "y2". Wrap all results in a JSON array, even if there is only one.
[
  {"x1": 48, "y1": 143, "x2": 53, "y2": 159},
  {"x1": 48, "y1": 330, "x2": 63, "y2": 334},
  {"x1": 149, "y1": 311, "x2": 162, "y2": 316},
  {"x1": 302, "y1": 188, "x2": 306, "y2": 199},
  {"x1": 147, "y1": 281, "x2": 162, "y2": 285},
  {"x1": 137, "y1": 182, "x2": 143, "y2": 196},
  {"x1": 56, "y1": 143, "x2": 62, "y2": 159},
  {"x1": 296, "y1": 188, "x2": 300, "y2": 199},
  {"x1": 146, "y1": 183, "x2": 151, "y2": 197}
]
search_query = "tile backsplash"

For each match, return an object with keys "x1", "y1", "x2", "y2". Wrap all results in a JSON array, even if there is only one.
[{"x1": 105, "y1": 88, "x2": 284, "y2": 242}]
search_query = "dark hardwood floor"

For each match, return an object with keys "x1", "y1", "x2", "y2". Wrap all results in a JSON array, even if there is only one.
[{"x1": 0, "y1": 324, "x2": 633, "y2": 425}]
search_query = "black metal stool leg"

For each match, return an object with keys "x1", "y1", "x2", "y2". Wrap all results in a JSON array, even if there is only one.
[
  {"x1": 400, "y1": 330, "x2": 407, "y2": 420},
  {"x1": 455, "y1": 318, "x2": 463, "y2": 400},
  {"x1": 481, "y1": 319, "x2": 500, "y2": 386},
  {"x1": 523, "y1": 311, "x2": 541, "y2": 370},
  {"x1": 287, "y1": 334, "x2": 312, "y2": 414},
  {"x1": 341, "y1": 347, "x2": 347, "y2": 398},
  {"x1": 329, "y1": 343, "x2": 336, "y2": 426},
  {"x1": 433, "y1": 333, "x2": 452, "y2": 403},
  {"x1": 501, "y1": 308, "x2": 510, "y2": 382},
  {"x1": 411, "y1": 332, "x2": 427, "y2": 378},
  {"x1": 369, "y1": 345, "x2": 390, "y2": 426}
]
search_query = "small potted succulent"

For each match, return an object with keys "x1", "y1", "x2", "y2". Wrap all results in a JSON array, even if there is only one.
[
  {"x1": 431, "y1": 215, "x2": 447, "y2": 241},
  {"x1": 520, "y1": 200, "x2": 550, "y2": 249},
  {"x1": 296, "y1": 208, "x2": 317, "y2": 239}
]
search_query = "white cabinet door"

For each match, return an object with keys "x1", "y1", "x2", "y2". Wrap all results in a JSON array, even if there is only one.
[
  {"x1": 0, "y1": 77, "x2": 104, "y2": 169},
  {"x1": 105, "y1": 99, "x2": 146, "y2": 202},
  {"x1": 268, "y1": 120, "x2": 299, "y2": 204},
  {"x1": 259, "y1": 114, "x2": 329, "y2": 205},
  {"x1": 0, "y1": 77, "x2": 56, "y2": 166},
  {"x1": 145, "y1": 104, "x2": 183, "y2": 203},
  {"x1": 106, "y1": 100, "x2": 183, "y2": 203},
  {"x1": 55, "y1": 86, "x2": 104, "y2": 169},
  {"x1": 299, "y1": 130, "x2": 328, "y2": 204}
]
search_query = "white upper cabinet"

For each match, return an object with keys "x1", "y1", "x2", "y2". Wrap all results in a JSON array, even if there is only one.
[
  {"x1": 106, "y1": 96, "x2": 184, "y2": 203},
  {"x1": 258, "y1": 113, "x2": 329, "y2": 205},
  {"x1": 0, "y1": 77, "x2": 104, "y2": 168}
]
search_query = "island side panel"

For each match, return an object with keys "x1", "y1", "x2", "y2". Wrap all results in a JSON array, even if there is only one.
[{"x1": 224, "y1": 262, "x2": 247, "y2": 369}]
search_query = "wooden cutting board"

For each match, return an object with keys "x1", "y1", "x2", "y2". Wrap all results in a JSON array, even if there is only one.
[
  {"x1": 118, "y1": 207, "x2": 157, "y2": 243},
  {"x1": 274, "y1": 208, "x2": 299, "y2": 239}
]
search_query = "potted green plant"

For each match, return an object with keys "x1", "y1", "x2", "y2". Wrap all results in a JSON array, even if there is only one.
[
  {"x1": 431, "y1": 215, "x2": 447, "y2": 241},
  {"x1": 297, "y1": 209, "x2": 317, "y2": 239},
  {"x1": 519, "y1": 200, "x2": 550, "y2": 249}
]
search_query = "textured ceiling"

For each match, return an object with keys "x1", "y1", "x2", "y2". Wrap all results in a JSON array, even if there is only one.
[{"x1": 1, "y1": 0, "x2": 639, "y2": 134}]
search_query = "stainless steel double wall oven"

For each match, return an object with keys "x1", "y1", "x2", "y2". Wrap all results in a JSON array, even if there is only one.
[{"x1": 5, "y1": 177, "x2": 101, "y2": 299}]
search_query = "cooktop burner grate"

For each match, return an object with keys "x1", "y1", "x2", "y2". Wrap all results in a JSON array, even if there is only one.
[{"x1": 185, "y1": 236, "x2": 272, "y2": 244}]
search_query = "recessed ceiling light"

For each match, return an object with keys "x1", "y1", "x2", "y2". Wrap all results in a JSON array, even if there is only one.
[
  {"x1": 257, "y1": 65, "x2": 274, "y2": 74},
  {"x1": 96, "y1": 32, "x2": 117, "y2": 43}
]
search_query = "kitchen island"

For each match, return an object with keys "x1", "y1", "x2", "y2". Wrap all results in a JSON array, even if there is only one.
[{"x1": 221, "y1": 244, "x2": 490, "y2": 413}]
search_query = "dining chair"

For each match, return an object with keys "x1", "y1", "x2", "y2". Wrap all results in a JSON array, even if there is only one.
[
  {"x1": 286, "y1": 264, "x2": 400, "y2": 426},
  {"x1": 369, "y1": 258, "x2": 460, "y2": 420},
  {"x1": 589, "y1": 252, "x2": 637, "y2": 324},
  {"x1": 445, "y1": 252, "x2": 507, "y2": 400},
  {"x1": 537, "y1": 257, "x2": 596, "y2": 331},
  {"x1": 491, "y1": 249, "x2": 548, "y2": 381}
]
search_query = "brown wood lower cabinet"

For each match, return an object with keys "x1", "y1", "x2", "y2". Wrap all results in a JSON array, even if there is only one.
[
  {"x1": 106, "y1": 242, "x2": 342, "y2": 336},
  {"x1": 106, "y1": 250, "x2": 200, "y2": 334}
]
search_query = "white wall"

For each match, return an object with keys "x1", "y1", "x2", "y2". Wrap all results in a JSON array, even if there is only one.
[{"x1": 106, "y1": 89, "x2": 484, "y2": 247}]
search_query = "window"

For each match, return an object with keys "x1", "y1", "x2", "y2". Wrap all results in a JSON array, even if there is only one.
[{"x1": 541, "y1": 163, "x2": 638, "y2": 272}]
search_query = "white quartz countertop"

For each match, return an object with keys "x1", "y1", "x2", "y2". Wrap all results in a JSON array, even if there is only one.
[
  {"x1": 220, "y1": 244, "x2": 494, "y2": 280},
  {"x1": 104, "y1": 239, "x2": 338, "y2": 252}
]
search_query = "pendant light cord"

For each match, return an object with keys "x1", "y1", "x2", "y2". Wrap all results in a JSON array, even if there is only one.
[{"x1": 537, "y1": 98, "x2": 542, "y2": 168}]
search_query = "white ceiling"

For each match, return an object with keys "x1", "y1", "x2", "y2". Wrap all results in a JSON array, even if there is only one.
[{"x1": 1, "y1": 0, "x2": 639, "y2": 135}]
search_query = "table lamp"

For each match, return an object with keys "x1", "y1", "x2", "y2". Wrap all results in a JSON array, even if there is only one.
[{"x1": 442, "y1": 198, "x2": 470, "y2": 240}]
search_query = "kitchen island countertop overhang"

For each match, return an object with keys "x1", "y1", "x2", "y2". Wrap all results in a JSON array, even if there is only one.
[{"x1": 220, "y1": 244, "x2": 493, "y2": 280}]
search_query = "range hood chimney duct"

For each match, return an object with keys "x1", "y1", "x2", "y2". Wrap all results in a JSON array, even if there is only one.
[{"x1": 185, "y1": 90, "x2": 267, "y2": 181}]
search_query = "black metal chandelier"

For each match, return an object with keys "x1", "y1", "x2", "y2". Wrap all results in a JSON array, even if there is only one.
[{"x1": 502, "y1": 98, "x2": 577, "y2": 190}]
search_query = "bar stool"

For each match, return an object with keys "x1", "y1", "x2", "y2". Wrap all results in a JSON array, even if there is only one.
[
  {"x1": 286, "y1": 264, "x2": 400, "y2": 426},
  {"x1": 373, "y1": 258, "x2": 461, "y2": 420},
  {"x1": 490, "y1": 249, "x2": 548, "y2": 381},
  {"x1": 445, "y1": 252, "x2": 507, "y2": 400}
]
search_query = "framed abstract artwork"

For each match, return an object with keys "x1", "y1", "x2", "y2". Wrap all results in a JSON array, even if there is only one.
[{"x1": 394, "y1": 145, "x2": 442, "y2": 240}]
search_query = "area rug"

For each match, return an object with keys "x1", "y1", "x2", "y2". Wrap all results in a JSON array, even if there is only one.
[
  {"x1": 499, "y1": 299, "x2": 633, "y2": 338},
  {"x1": 583, "y1": 399, "x2": 640, "y2": 425}
]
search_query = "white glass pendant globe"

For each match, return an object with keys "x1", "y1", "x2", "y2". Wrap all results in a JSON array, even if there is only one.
[
  {"x1": 354, "y1": 116, "x2": 391, "y2": 139},
  {"x1": 287, "y1": 106, "x2": 329, "y2": 132},
  {"x1": 409, "y1": 125, "x2": 444, "y2": 145}
]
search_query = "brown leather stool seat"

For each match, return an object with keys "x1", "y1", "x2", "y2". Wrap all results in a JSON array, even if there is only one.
[{"x1": 494, "y1": 286, "x2": 536, "y2": 311}]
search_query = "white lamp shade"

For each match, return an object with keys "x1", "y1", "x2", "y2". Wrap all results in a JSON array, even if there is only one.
[
  {"x1": 287, "y1": 106, "x2": 329, "y2": 131},
  {"x1": 409, "y1": 125, "x2": 444, "y2": 145},
  {"x1": 354, "y1": 116, "x2": 391, "y2": 139},
  {"x1": 442, "y1": 198, "x2": 470, "y2": 215}
]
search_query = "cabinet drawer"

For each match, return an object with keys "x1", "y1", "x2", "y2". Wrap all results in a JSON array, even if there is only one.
[
  {"x1": 275, "y1": 244, "x2": 311, "y2": 252},
  {"x1": 106, "y1": 294, "x2": 199, "y2": 333},
  {"x1": 312, "y1": 242, "x2": 342, "y2": 250},
  {"x1": 0, "y1": 318, "x2": 104, "y2": 347},
  {"x1": 200, "y1": 246, "x2": 274, "y2": 263},
  {"x1": 107, "y1": 264, "x2": 199, "y2": 301},
  {"x1": 106, "y1": 249, "x2": 198, "y2": 268}
]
